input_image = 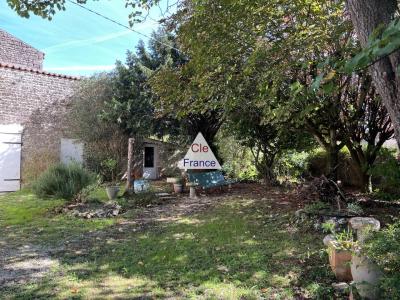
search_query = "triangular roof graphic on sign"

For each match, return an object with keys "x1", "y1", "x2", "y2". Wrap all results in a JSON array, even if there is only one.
[{"x1": 178, "y1": 132, "x2": 221, "y2": 169}]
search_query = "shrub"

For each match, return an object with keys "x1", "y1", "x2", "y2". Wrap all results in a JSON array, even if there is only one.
[
  {"x1": 33, "y1": 163, "x2": 96, "y2": 200},
  {"x1": 371, "y1": 148, "x2": 400, "y2": 199},
  {"x1": 67, "y1": 76, "x2": 129, "y2": 181},
  {"x1": 23, "y1": 150, "x2": 58, "y2": 185},
  {"x1": 217, "y1": 134, "x2": 259, "y2": 181},
  {"x1": 364, "y1": 220, "x2": 400, "y2": 299},
  {"x1": 306, "y1": 148, "x2": 364, "y2": 187},
  {"x1": 274, "y1": 150, "x2": 310, "y2": 181}
]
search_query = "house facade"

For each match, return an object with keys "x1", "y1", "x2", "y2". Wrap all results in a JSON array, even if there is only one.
[{"x1": 0, "y1": 29, "x2": 81, "y2": 192}]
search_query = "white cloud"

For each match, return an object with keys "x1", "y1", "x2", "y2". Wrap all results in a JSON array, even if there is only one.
[
  {"x1": 42, "y1": 31, "x2": 132, "y2": 53},
  {"x1": 42, "y1": 21, "x2": 158, "y2": 54},
  {"x1": 46, "y1": 65, "x2": 115, "y2": 71}
]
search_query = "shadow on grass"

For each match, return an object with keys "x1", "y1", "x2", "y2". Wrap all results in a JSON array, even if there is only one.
[{"x1": 1, "y1": 196, "x2": 333, "y2": 299}]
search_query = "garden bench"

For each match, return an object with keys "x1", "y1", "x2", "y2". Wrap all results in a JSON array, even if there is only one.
[{"x1": 187, "y1": 170, "x2": 236, "y2": 190}]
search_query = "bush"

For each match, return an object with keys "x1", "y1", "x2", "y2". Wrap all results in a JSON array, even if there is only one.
[
  {"x1": 33, "y1": 163, "x2": 96, "y2": 200},
  {"x1": 67, "y1": 76, "x2": 129, "y2": 181},
  {"x1": 274, "y1": 150, "x2": 310, "y2": 181},
  {"x1": 364, "y1": 220, "x2": 400, "y2": 299},
  {"x1": 371, "y1": 148, "x2": 400, "y2": 199},
  {"x1": 306, "y1": 148, "x2": 362, "y2": 187},
  {"x1": 217, "y1": 134, "x2": 259, "y2": 181}
]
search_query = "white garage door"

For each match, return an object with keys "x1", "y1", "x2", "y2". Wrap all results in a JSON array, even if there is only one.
[{"x1": 0, "y1": 124, "x2": 22, "y2": 192}]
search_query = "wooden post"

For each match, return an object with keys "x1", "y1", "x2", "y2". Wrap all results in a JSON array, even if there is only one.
[{"x1": 126, "y1": 137, "x2": 135, "y2": 193}]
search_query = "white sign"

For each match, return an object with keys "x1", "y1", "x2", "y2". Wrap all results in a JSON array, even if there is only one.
[{"x1": 178, "y1": 132, "x2": 221, "y2": 170}]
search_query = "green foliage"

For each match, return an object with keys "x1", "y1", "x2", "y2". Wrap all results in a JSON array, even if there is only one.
[
  {"x1": 217, "y1": 134, "x2": 259, "y2": 181},
  {"x1": 68, "y1": 75, "x2": 128, "y2": 178},
  {"x1": 345, "y1": 18, "x2": 400, "y2": 73},
  {"x1": 101, "y1": 158, "x2": 118, "y2": 183},
  {"x1": 346, "y1": 202, "x2": 364, "y2": 215},
  {"x1": 303, "y1": 201, "x2": 330, "y2": 214},
  {"x1": 371, "y1": 148, "x2": 400, "y2": 198},
  {"x1": 321, "y1": 220, "x2": 336, "y2": 234},
  {"x1": 33, "y1": 163, "x2": 95, "y2": 200},
  {"x1": 6, "y1": 0, "x2": 67, "y2": 20},
  {"x1": 101, "y1": 32, "x2": 185, "y2": 139},
  {"x1": 333, "y1": 229, "x2": 355, "y2": 251},
  {"x1": 274, "y1": 150, "x2": 312, "y2": 181},
  {"x1": 6, "y1": 0, "x2": 166, "y2": 25},
  {"x1": 364, "y1": 220, "x2": 400, "y2": 298},
  {"x1": 322, "y1": 221, "x2": 355, "y2": 251}
]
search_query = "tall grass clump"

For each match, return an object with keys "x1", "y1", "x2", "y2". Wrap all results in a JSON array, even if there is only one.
[{"x1": 33, "y1": 163, "x2": 95, "y2": 200}]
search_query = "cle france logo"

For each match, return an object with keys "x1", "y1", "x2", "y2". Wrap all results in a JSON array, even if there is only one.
[{"x1": 178, "y1": 132, "x2": 221, "y2": 169}]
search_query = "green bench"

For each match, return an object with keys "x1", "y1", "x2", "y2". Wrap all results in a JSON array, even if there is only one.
[{"x1": 187, "y1": 171, "x2": 236, "y2": 190}]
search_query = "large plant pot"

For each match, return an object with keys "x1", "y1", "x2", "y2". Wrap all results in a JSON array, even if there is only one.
[
  {"x1": 173, "y1": 183, "x2": 183, "y2": 193},
  {"x1": 351, "y1": 254, "x2": 382, "y2": 299},
  {"x1": 106, "y1": 186, "x2": 120, "y2": 200},
  {"x1": 328, "y1": 246, "x2": 353, "y2": 282}
]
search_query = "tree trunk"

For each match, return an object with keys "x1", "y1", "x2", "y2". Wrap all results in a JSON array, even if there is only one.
[
  {"x1": 125, "y1": 137, "x2": 135, "y2": 194},
  {"x1": 327, "y1": 146, "x2": 339, "y2": 181},
  {"x1": 354, "y1": 164, "x2": 373, "y2": 193},
  {"x1": 346, "y1": 0, "x2": 400, "y2": 148},
  {"x1": 262, "y1": 166, "x2": 277, "y2": 185}
]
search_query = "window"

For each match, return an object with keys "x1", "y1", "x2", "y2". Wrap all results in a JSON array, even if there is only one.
[{"x1": 144, "y1": 146, "x2": 154, "y2": 168}]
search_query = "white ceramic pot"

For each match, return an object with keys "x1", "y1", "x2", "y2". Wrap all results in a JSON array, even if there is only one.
[
  {"x1": 351, "y1": 253, "x2": 382, "y2": 299},
  {"x1": 106, "y1": 186, "x2": 120, "y2": 200}
]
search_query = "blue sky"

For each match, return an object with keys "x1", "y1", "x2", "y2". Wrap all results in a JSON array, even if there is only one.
[{"x1": 0, "y1": 1, "x2": 167, "y2": 76}]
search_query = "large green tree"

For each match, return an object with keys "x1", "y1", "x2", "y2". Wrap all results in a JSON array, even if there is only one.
[
  {"x1": 101, "y1": 30, "x2": 184, "y2": 139},
  {"x1": 345, "y1": 0, "x2": 400, "y2": 148},
  {"x1": 158, "y1": 0, "x2": 394, "y2": 188}
]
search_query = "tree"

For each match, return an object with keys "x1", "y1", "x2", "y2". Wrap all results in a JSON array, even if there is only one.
[
  {"x1": 166, "y1": 0, "x2": 394, "y2": 188},
  {"x1": 67, "y1": 75, "x2": 129, "y2": 180},
  {"x1": 343, "y1": 78, "x2": 394, "y2": 192},
  {"x1": 227, "y1": 104, "x2": 313, "y2": 184},
  {"x1": 100, "y1": 30, "x2": 186, "y2": 140},
  {"x1": 346, "y1": 0, "x2": 400, "y2": 148},
  {"x1": 7, "y1": 0, "x2": 169, "y2": 24}
]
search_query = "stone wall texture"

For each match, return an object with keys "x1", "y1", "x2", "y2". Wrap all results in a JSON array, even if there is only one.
[
  {"x1": 0, "y1": 65, "x2": 78, "y2": 183},
  {"x1": 0, "y1": 29, "x2": 44, "y2": 70}
]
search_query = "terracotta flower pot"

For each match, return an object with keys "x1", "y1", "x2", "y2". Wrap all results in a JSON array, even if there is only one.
[
  {"x1": 173, "y1": 183, "x2": 183, "y2": 193},
  {"x1": 324, "y1": 234, "x2": 352, "y2": 282},
  {"x1": 328, "y1": 246, "x2": 353, "y2": 282}
]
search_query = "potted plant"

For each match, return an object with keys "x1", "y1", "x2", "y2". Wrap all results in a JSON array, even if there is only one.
[
  {"x1": 359, "y1": 220, "x2": 400, "y2": 299},
  {"x1": 173, "y1": 178, "x2": 183, "y2": 193},
  {"x1": 102, "y1": 158, "x2": 120, "y2": 200},
  {"x1": 348, "y1": 217, "x2": 382, "y2": 300},
  {"x1": 322, "y1": 221, "x2": 354, "y2": 282},
  {"x1": 164, "y1": 168, "x2": 182, "y2": 184}
]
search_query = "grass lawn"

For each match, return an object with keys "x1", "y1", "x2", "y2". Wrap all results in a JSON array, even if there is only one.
[{"x1": 0, "y1": 185, "x2": 335, "y2": 299}]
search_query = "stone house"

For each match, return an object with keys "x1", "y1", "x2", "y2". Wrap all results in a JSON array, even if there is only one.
[
  {"x1": 0, "y1": 29, "x2": 81, "y2": 192},
  {"x1": 0, "y1": 29, "x2": 181, "y2": 192}
]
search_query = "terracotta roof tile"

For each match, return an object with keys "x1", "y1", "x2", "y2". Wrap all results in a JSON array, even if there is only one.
[{"x1": 0, "y1": 62, "x2": 80, "y2": 80}]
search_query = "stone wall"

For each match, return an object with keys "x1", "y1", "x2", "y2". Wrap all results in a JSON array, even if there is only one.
[
  {"x1": 0, "y1": 29, "x2": 44, "y2": 70},
  {"x1": 0, "y1": 65, "x2": 78, "y2": 183}
]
